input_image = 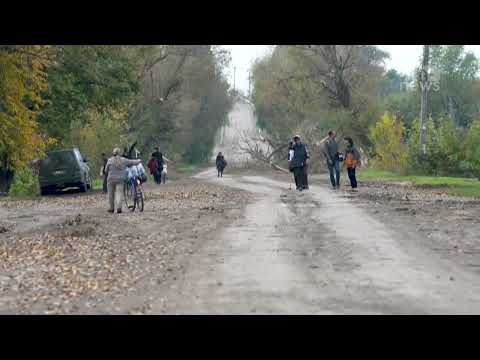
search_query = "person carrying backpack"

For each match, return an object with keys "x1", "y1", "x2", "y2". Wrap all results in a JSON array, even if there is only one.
[{"x1": 343, "y1": 137, "x2": 361, "y2": 190}]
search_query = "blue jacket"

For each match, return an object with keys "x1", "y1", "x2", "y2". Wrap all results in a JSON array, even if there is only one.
[{"x1": 291, "y1": 142, "x2": 309, "y2": 168}]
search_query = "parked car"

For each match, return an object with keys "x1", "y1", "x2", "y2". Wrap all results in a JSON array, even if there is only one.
[{"x1": 38, "y1": 148, "x2": 92, "y2": 195}]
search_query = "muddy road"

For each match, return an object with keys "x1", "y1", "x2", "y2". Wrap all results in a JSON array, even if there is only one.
[
  {"x1": 151, "y1": 168, "x2": 480, "y2": 314},
  {"x1": 2, "y1": 168, "x2": 480, "y2": 314}
]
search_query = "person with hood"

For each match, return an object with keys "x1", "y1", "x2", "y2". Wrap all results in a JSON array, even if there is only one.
[
  {"x1": 290, "y1": 135, "x2": 309, "y2": 191},
  {"x1": 323, "y1": 130, "x2": 341, "y2": 189},
  {"x1": 343, "y1": 137, "x2": 361, "y2": 190},
  {"x1": 104, "y1": 147, "x2": 142, "y2": 214},
  {"x1": 147, "y1": 153, "x2": 161, "y2": 184},
  {"x1": 216, "y1": 152, "x2": 227, "y2": 177},
  {"x1": 101, "y1": 152, "x2": 108, "y2": 193}
]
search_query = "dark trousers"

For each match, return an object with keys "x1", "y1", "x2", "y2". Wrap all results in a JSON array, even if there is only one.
[
  {"x1": 303, "y1": 164, "x2": 309, "y2": 189},
  {"x1": 293, "y1": 166, "x2": 307, "y2": 190},
  {"x1": 153, "y1": 170, "x2": 161, "y2": 184},
  {"x1": 327, "y1": 160, "x2": 340, "y2": 187},
  {"x1": 347, "y1": 167, "x2": 357, "y2": 188},
  {"x1": 102, "y1": 174, "x2": 108, "y2": 193}
]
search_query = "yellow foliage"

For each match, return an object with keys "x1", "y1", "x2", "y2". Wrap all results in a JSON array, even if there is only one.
[
  {"x1": 369, "y1": 112, "x2": 408, "y2": 171},
  {"x1": 69, "y1": 109, "x2": 129, "y2": 176},
  {"x1": 0, "y1": 46, "x2": 51, "y2": 169}
]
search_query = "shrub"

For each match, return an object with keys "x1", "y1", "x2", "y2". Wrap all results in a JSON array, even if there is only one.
[
  {"x1": 407, "y1": 116, "x2": 464, "y2": 176},
  {"x1": 8, "y1": 167, "x2": 39, "y2": 197},
  {"x1": 369, "y1": 112, "x2": 408, "y2": 171},
  {"x1": 465, "y1": 119, "x2": 480, "y2": 179}
]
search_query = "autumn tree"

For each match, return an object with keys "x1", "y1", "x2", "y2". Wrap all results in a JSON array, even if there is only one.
[{"x1": 0, "y1": 45, "x2": 51, "y2": 192}]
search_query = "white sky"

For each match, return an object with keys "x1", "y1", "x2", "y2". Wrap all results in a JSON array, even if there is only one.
[{"x1": 221, "y1": 45, "x2": 480, "y2": 93}]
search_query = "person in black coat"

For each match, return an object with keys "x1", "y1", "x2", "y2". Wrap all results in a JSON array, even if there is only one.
[
  {"x1": 101, "y1": 152, "x2": 108, "y2": 193},
  {"x1": 290, "y1": 135, "x2": 309, "y2": 191},
  {"x1": 152, "y1": 147, "x2": 164, "y2": 169},
  {"x1": 216, "y1": 152, "x2": 227, "y2": 177}
]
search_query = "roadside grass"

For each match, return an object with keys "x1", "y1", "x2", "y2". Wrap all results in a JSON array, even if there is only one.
[
  {"x1": 359, "y1": 168, "x2": 480, "y2": 197},
  {"x1": 174, "y1": 162, "x2": 205, "y2": 174},
  {"x1": 92, "y1": 178, "x2": 103, "y2": 190}
]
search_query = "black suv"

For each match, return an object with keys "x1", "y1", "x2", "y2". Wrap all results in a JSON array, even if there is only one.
[{"x1": 39, "y1": 148, "x2": 92, "y2": 195}]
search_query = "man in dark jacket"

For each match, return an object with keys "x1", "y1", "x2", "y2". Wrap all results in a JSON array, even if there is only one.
[
  {"x1": 290, "y1": 135, "x2": 309, "y2": 191},
  {"x1": 323, "y1": 130, "x2": 340, "y2": 189},
  {"x1": 216, "y1": 152, "x2": 227, "y2": 177},
  {"x1": 152, "y1": 147, "x2": 164, "y2": 169},
  {"x1": 101, "y1": 152, "x2": 108, "y2": 193}
]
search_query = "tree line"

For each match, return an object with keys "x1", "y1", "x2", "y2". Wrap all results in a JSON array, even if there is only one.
[
  {"x1": 0, "y1": 45, "x2": 233, "y2": 192},
  {"x1": 250, "y1": 45, "x2": 480, "y2": 178}
]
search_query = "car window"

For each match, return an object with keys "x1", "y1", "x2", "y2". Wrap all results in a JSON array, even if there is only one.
[{"x1": 41, "y1": 151, "x2": 76, "y2": 170}]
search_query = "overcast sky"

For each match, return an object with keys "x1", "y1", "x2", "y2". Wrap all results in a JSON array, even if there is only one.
[{"x1": 221, "y1": 45, "x2": 480, "y2": 94}]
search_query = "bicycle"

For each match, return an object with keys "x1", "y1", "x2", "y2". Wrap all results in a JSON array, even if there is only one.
[{"x1": 124, "y1": 166, "x2": 146, "y2": 212}]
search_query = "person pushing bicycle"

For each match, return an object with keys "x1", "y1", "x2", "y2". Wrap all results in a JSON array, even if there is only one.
[{"x1": 105, "y1": 147, "x2": 142, "y2": 214}]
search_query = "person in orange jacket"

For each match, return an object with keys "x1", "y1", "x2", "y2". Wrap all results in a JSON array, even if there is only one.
[{"x1": 343, "y1": 137, "x2": 361, "y2": 190}]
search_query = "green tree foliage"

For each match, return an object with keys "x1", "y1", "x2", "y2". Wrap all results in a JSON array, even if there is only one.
[
  {"x1": 465, "y1": 119, "x2": 480, "y2": 178},
  {"x1": 381, "y1": 69, "x2": 409, "y2": 97},
  {"x1": 128, "y1": 45, "x2": 232, "y2": 163},
  {"x1": 251, "y1": 45, "x2": 389, "y2": 154},
  {"x1": 406, "y1": 117, "x2": 464, "y2": 175},
  {"x1": 429, "y1": 45, "x2": 479, "y2": 128},
  {"x1": 8, "y1": 167, "x2": 39, "y2": 197},
  {"x1": 38, "y1": 45, "x2": 139, "y2": 146},
  {"x1": 1, "y1": 45, "x2": 233, "y2": 193}
]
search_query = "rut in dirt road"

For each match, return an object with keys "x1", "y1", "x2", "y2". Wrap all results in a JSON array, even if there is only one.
[{"x1": 152, "y1": 167, "x2": 480, "y2": 314}]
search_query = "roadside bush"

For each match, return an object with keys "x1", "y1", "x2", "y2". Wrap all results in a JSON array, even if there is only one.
[
  {"x1": 8, "y1": 167, "x2": 39, "y2": 197},
  {"x1": 368, "y1": 112, "x2": 408, "y2": 171},
  {"x1": 465, "y1": 119, "x2": 480, "y2": 179},
  {"x1": 407, "y1": 117, "x2": 464, "y2": 176}
]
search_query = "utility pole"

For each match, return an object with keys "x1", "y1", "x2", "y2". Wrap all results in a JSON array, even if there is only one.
[{"x1": 419, "y1": 45, "x2": 430, "y2": 155}]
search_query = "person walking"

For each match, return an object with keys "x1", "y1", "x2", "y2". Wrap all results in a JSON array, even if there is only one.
[
  {"x1": 343, "y1": 137, "x2": 361, "y2": 190},
  {"x1": 101, "y1": 152, "x2": 108, "y2": 193},
  {"x1": 216, "y1": 152, "x2": 227, "y2": 177},
  {"x1": 152, "y1": 147, "x2": 164, "y2": 181},
  {"x1": 287, "y1": 140, "x2": 297, "y2": 189},
  {"x1": 105, "y1": 147, "x2": 142, "y2": 214},
  {"x1": 323, "y1": 130, "x2": 341, "y2": 189},
  {"x1": 290, "y1": 135, "x2": 309, "y2": 191},
  {"x1": 147, "y1": 153, "x2": 161, "y2": 184}
]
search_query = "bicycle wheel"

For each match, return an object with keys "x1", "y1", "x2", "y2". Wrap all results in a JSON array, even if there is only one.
[
  {"x1": 141, "y1": 185, "x2": 147, "y2": 202},
  {"x1": 124, "y1": 180, "x2": 136, "y2": 212},
  {"x1": 136, "y1": 179, "x2": 144, "y2": 212}
]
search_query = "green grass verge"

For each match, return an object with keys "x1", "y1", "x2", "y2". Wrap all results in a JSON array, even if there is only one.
[
  {"x1": 174, "y1": 163, "x2": 204, "y2": 174},
  {"x1": 359, "y1": 168, "x2": 480, "y2": 197},
  {"x1": 92, "y1": 178, "x2": 103, "y2": 190}
]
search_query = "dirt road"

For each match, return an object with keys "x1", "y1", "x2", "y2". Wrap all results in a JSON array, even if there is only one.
[
  {"x1": 0, "y1": 179, "x2": 251, "y2": 314},
  {"x1": 3, "y1": 168, "x2": 480, "y2": 314},
  {"x1": 151, "y1": 168, "x2": 480, "y2": 314}
]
